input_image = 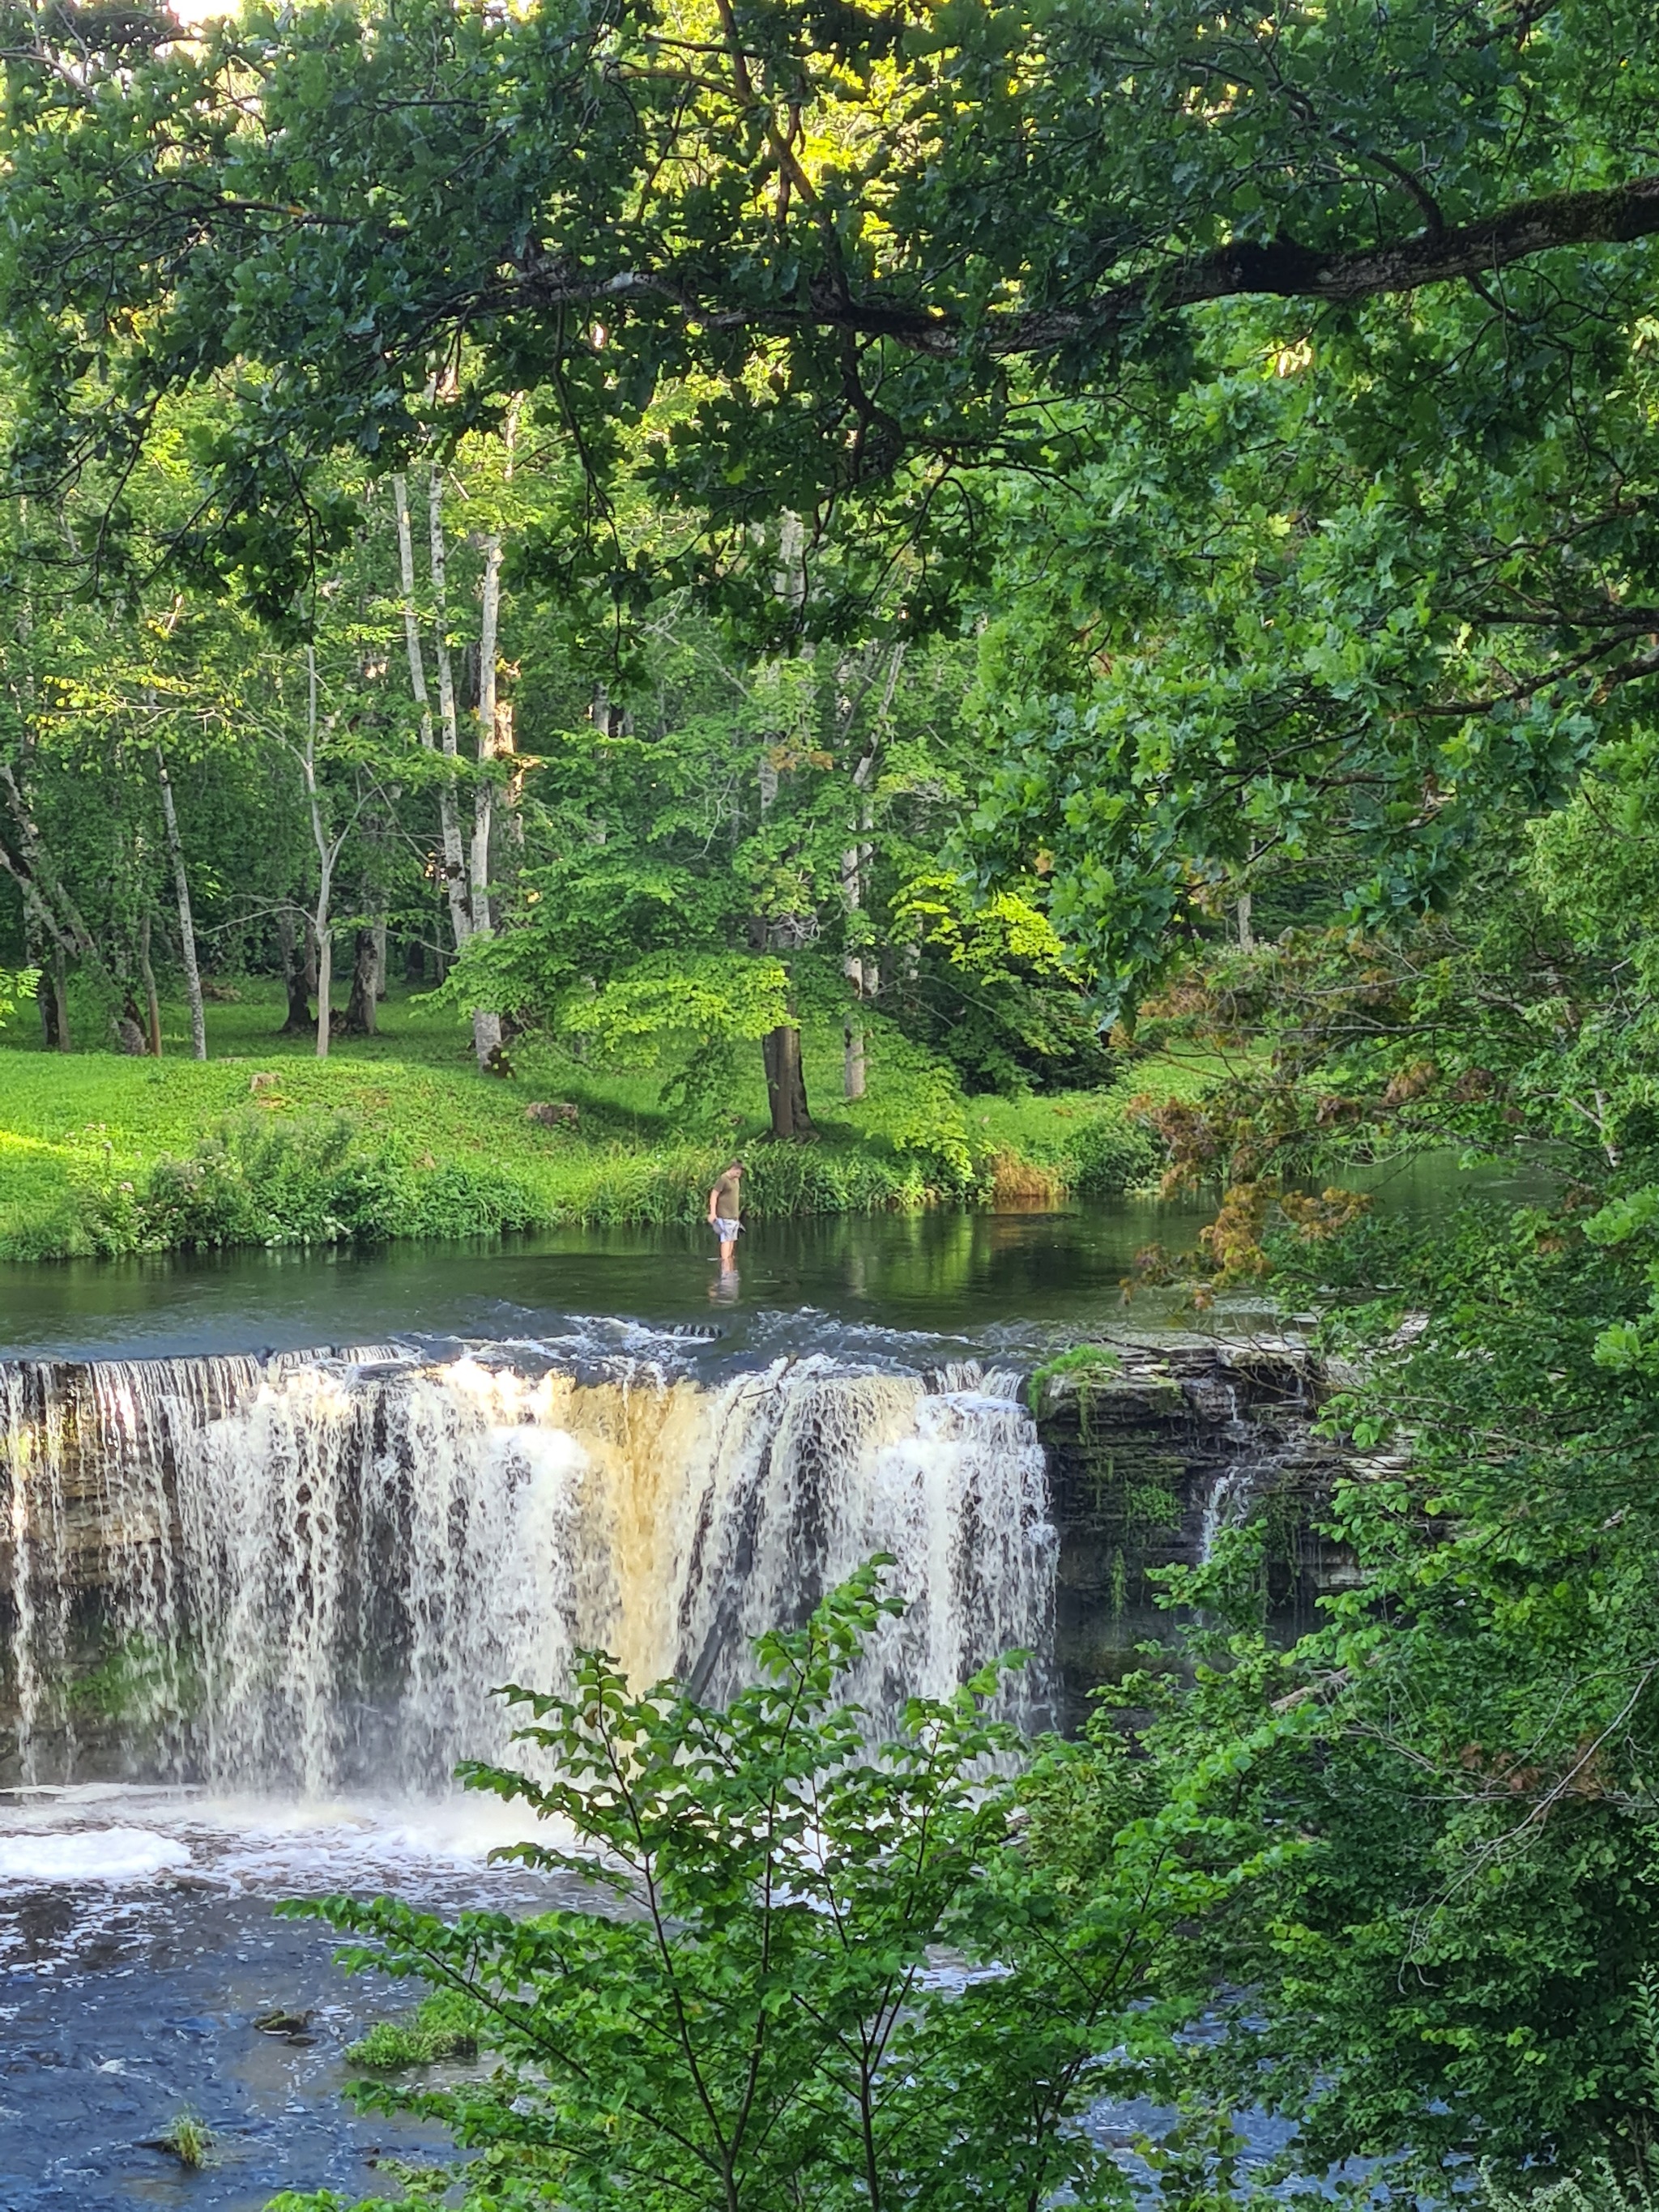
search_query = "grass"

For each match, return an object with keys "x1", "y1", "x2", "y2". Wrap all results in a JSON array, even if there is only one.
[
  {"x1": 1026, "y1": 1341, "x2": 1124, "y2": 1416},
  {"x1": 0, "y1": 977, "x2": 1209, "y2": 1262},
  {"x1": 156, "y1": 2109, "x2": 215, "y2": 2169},
  {"x1": 345, "y1": 1990, "x2": 481, "y2": 2069}
]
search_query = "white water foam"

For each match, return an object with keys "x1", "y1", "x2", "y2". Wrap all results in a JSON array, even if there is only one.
[
  {"x1": 2, "y1": 1347, "x2": 1056, "y2": 1798},
  {"x1": 0, "y1": 1823, "x2": 191, "y2": 1888}
]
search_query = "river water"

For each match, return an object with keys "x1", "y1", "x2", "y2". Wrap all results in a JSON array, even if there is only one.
[
  {"x1": 0, "y1": 1172, "x2": 1533, "y2": 2209},
  {"x1": 0, "y1": 1198, "x2": 1230, "y2": 1366}
]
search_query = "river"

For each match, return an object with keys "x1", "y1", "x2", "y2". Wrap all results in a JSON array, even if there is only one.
[{"x1": 0, "y1": 1170, "x2": 1533, "y2": 2209}]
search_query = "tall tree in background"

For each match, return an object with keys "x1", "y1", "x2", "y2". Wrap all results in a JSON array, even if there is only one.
[{"x1": 3, "y1": 0, "x2": 1658, "y2": 1021}]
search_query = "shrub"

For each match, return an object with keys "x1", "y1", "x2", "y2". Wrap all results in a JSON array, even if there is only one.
[
  {"x1": 346, "y1": 1990, "x2": 481, "y2": 2069},
  {"x1": 1064, "y1": 1107, "x2": 1160, "y2": 1196},
  {"x1": 839, "y1": 1018, "x2": 978, "y2": 1187},
  {"x1": 395, "y1": 1159, "x2": 540, "y2": 1239},
  {"x1": 135, "y1": 1112, "x2": 401, "y2": 1249},
  {"x1": 275, "y1": 1566, "x2": 1233, "y2": 2212}
]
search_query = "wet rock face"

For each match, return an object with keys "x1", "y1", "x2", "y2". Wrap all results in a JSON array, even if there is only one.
[{"x1": 1033, "y1": 1345, "x2": 1357, "y2": 1724}]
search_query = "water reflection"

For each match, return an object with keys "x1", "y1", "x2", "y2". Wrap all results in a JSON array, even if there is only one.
[{"x1": 0, "y1": 1149, "x2": 1550, "y2": 1364}]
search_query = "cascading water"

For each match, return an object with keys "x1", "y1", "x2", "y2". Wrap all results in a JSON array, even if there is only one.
[{"x1": 0, "y1": 1344, "x2": 1056, "y2": 1796}]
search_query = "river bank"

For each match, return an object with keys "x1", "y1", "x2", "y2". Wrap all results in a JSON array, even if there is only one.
[{"x1": 0, "y1": 982, "x2": 1198, "y2": 1264}]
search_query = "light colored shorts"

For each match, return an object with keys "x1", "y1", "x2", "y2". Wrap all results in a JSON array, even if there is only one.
[{"x1": 713, "y1": 1218, "x2": 742, "y2": 1243}]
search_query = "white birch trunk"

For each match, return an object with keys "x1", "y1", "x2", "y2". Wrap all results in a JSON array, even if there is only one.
[
  {"x1": 302, "y1": 648, "x2": 335, "y2": 1061},
  {"x1": 392, "y1": 475, "x2": 436, "y2": 754},
  {"x1": 838, "y1": 663, "x2": 893, "y2": 1102},
  {"x1": 155, "y1": 748, "x2": 207, "y2": 1059},
  {"x1": 841, "y1": 830, "x2": 866, "y2": 1101},
  {"x1": 469, "y1": 523, "x2": 505, "y2": 1068},
  {"x1": 427, "y1": 470, "x2": 472, "y2": 953},
  {"x1": 396, "y1": 468, "x2": 470, "y2": 954}
]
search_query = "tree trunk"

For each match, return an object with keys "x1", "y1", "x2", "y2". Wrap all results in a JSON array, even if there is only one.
[
  {"x1": 763, "y1": 1023, "x2": 813, "y2": 1140},
  {"x1": 275, "y1": 908, "x2": 313, "y2": 1033},
  {"x1": 342, "y1": 928, "x2": 378, "y2": 1036},
  {"x1": 843, "y1": 1009, "x2": 866, "y2": 1102},
  {"x1": 468, "y1": 521, "x2": 505, "y2": 1071},
  {"x1": 25, "y1": 913, "x2": 52, "y2": 1047},
  {"x1": 300, "y1": 648, "x2": 336, "y2": 1063},
  {"x1": 314, "y1": 916, "x2": 333, "y2": 1059},
  {"x1": 838, "y1": 655, "x2": 893, "y2": 1104},
  {"x1": 394, "y1": 469, "x2": 471, "y2": 954},
  {"x1": 840, "y1": 813, "x2": 869, "y2": 1104},
  {"x1": 373, "y1": 918, "x2": 388, "y2": 999},
  {"x1": 138, "y1": 910, "x2": 162, "y2": 1056},
  {"x1": 50, "y1": 946, "x2": 70, "y2": 1052},
  {"x1": 1236, "y1": 891, "x2": 1255, "y2": 953},
  {"x1": 428, "y1": 470, "x2": 472, "y2": 954},
  {"x1": 155, "y1": 748, "x2": 206, "y2": 1059}
]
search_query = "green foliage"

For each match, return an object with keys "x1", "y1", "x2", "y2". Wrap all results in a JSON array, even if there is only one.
[
  {"x1": 1026, "y1": 1342, "x2": 1123, "y2": 1417},
  {"x1": 134, "y1": 1112, "x2": 402, "y2": 1250},
  {"x1": 1107, "y1": 1201, "x2": 1659, "y2": 2187},
  {"x1": 1482, "y1": 2166, "x2": 1659, "y2": 2212},
  {"x1": 0, "y1": 968, "x2": 37, "y2": 1021},
  {"x1": 6, "y1": 0, "x2": 1657, "y2": 1034},
  {"x1": 345, "y1": 1991, "x2": 480, "y2": 2070},
  {"x1": 277, "y1": 1565, "x2": 1282, "y2": 2212},
  {"x1": 1064, "y1": 1109, "x2": 1160, "y2": 1198},
  {"x1": 563, "y1": 953, "x2": 789, "y2": 1051},
  {"x1": 834, "y1": 1016, "x2": 978, "y2": 1185},
  {"x1": 28, "y1": 1108, "x2": 544, "y2": 1256},
  {"x1": 156, "y1": 2110, "x2": 214, "y2": 2170},
  {"x1": 558, "y1": 953, "x2": 792, "y2": 1127}
]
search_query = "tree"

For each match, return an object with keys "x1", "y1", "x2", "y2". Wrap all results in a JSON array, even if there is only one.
[
  {"x1": 1109, "y1": 1202, "x2": 1659, "y2": 2186},
  {"x1": 270, "y1": 1564, "x2": 1282, "y2": 2212},
  {"x1": 7, "y1": 0, "x2": 1659, "y2": 1032},
  {"x1": 4, "y1": 0, "x2": 1656, "y2": 636}
]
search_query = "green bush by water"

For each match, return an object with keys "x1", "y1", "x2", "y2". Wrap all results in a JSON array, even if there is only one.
[
  {"x1": 1064, "y1": 1110, "x2": 1160, "y2": 1197},
  {"x1": 346, "y1": 1991, "x2": 481, "y2": 2069}
]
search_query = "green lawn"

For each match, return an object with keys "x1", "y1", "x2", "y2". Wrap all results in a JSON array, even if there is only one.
[{"x1": 0, "y1": 978, "x2": 1204, "y2": 1260}]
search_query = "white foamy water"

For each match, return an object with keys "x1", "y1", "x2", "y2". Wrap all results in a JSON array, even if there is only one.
[
  {"x1": 2, "y1": 1345, "x2": 1056, "y2": 1797},
  {"x1": 0, "y1": 1822, "x2": 191, "y2": 1888},
  {"x1": 0, "y1": 1780, "x2": 561, "y2": 1907}
]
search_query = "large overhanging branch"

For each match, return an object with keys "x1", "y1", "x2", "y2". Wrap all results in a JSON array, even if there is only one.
[
  {"x1": 507, "y1": 173, "x2": 1659, "y2": 360},
  {"x1": 1014, "y1": 173, "x2": 1659, "y2": 352}
]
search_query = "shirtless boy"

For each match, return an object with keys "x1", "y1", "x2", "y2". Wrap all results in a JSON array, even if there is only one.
[{"x1": 706, "y1": 1161, "x2": 744, "y2": 1276}]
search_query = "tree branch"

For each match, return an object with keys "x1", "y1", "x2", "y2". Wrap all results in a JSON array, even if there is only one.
[{"x1": 511, "y1": 173, "x2": 1659, "y2": 359}]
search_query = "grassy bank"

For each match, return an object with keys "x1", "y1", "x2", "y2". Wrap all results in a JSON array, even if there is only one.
[{"x1": 0, "y1": 980, "x2": 1204, "y2": 1263}]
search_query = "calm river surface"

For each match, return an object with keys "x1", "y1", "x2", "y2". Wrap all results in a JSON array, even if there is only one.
[{"x1": 0, "y1": 1149, "x2": 1542, "y2": 1364}]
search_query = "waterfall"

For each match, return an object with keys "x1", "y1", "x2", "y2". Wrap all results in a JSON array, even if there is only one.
[{"x1": 0, "y1": 1347, "x2": 1056, "y2": 1797}]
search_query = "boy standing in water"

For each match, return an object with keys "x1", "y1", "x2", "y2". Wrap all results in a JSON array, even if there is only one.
[{"x1": 706, "y1": 1160, "x2": 744, "y2": 1277}]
